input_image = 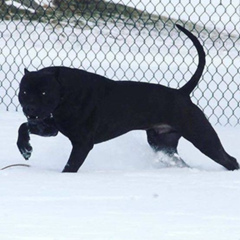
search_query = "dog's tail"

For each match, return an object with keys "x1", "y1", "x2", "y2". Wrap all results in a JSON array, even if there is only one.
[{"x1": 176, "y1": 24, "x2": 206, "y2": 96}]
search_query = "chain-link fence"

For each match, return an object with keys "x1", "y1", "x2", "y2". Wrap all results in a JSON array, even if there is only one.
[{"x1": 0, "y1": 0, "x2": 239, "y2": 125}]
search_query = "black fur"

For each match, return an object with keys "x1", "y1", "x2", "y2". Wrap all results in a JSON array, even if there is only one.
[{"x1": 17, "y1": 25, "x2": 239, "y2": 172}]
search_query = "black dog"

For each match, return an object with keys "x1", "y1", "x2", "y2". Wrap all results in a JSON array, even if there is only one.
[{"x1": 17, "y1": 25, "x2": 239, "y2": 172}]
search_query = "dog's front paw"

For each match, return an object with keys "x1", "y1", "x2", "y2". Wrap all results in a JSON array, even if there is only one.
[{"x1": 17, "y1": 140, "x2": 33, "y2": 160}]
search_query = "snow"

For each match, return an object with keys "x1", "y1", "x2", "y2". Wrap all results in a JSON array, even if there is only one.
[
  {"x1": 1, "y1": 111, "x2": 240, "y2": 240},
  {"x1": 5, "y1": 0, "x2": 35, "y2": 12}
]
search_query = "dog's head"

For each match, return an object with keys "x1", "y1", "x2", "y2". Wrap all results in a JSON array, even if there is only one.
[{"x1": 19, "y1": 68, "x2": 61, "y2": 121}]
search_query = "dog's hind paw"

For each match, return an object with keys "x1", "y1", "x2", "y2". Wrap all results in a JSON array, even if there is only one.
[{"x1": 153, "y1": 152, "x2": 189, "y2": 168}]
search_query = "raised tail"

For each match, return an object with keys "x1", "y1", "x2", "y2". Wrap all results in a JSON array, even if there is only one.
[{"x1": 176, "y1": 24, "x2": 206, "y2": 95}]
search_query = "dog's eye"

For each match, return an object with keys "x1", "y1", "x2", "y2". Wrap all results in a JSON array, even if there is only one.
[
  {"x1": 42, "y1": 92, "x2": 46, "y2": 96},
  {"x1": 23, "y1": 91, "x2": 27, "y2": 95}
]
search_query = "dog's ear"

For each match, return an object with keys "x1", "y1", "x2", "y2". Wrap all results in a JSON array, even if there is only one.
[{"x1": 24, "y1": 68, "x2": 30, "y2": 75}]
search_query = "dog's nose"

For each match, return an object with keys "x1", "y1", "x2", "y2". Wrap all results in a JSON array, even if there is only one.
[{"x1": 24, "y1": 105, "x2": 37, "y2": 115}]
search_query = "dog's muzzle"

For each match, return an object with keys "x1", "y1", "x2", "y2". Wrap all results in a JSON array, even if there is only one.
[{"x1": 23, "y1": 105, "x2": 53, "y2": 122}]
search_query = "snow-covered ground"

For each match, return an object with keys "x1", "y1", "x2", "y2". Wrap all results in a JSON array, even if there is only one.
[{"x1": 1, "y1": 111, "x2": 240, "y2": 240}]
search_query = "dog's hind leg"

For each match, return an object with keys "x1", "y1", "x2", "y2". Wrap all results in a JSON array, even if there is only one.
[
  {"x1": 180, "y1": 104, "x2": 239, "y2": 170},
  {"x1": 146, "y1": 128, "x2": 189, "y2": 167}
]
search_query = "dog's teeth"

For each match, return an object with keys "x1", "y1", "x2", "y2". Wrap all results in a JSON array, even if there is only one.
[{"x1": 50, "y1": 113, "x2": 53, "y2": 118}]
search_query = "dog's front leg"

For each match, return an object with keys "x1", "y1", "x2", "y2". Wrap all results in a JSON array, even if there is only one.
[
  {"x1": 17, "y1": 119, "x2": 59, "y2": 160},
  {"x1": 17, "y1": 122, "x2": 32, "y2": 160},
  {"x1": 62, "y1": 142, "x2": 93, "y2": 173}
]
